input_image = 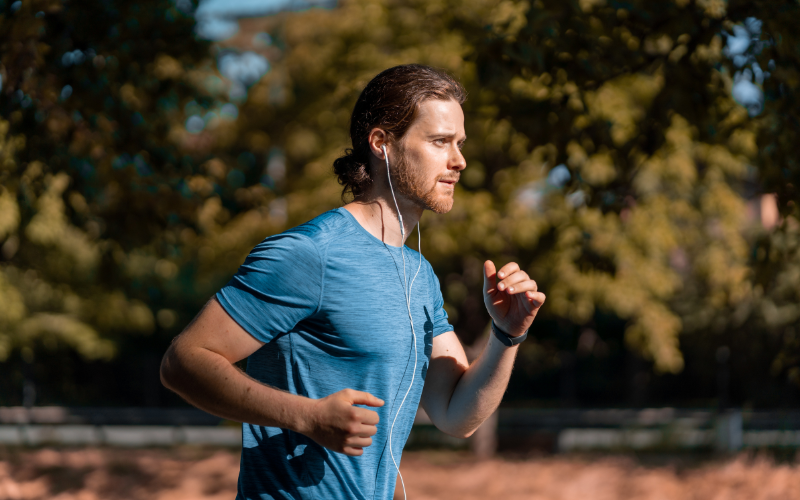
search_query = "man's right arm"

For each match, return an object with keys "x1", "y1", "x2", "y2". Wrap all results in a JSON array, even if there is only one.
[{"x1": 160, "y1": 297, "x2": 383, "y2": 456}]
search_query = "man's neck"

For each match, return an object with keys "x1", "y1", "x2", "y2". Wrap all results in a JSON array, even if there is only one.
[{"x1": 344, "y1": 194, "x2": 422, "y2": 248}]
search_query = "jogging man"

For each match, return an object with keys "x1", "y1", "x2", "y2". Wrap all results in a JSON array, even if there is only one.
[{"x1": 160, "y1": 64, "x2": 546, "y2": 499}]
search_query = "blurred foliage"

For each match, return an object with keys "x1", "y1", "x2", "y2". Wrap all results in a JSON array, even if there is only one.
[
  {"x1": 221, "y1": 0, "x2": 800, "y2": 375},
  {"x1": 0, "y1": 0, "x2": 260, "y2": 368},
  {"x1": 1, "y1": 0, "x2": 800, "y2": 405}
]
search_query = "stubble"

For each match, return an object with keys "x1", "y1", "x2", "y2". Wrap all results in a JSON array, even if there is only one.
[{"x1": 390, "y1": 145, "x2": 456, "y2": 214}]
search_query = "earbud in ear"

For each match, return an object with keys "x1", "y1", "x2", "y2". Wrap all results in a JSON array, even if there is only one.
[{"x1": 381, "y1": 144, "x2": 388, "y2": 163}]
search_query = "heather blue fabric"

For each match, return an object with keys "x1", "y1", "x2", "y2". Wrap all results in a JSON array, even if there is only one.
[{"x1": 216, "y1": 207, "x2": 453, "y2": 500}]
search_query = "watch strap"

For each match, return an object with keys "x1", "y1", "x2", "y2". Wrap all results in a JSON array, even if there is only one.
[{"x1": 491, "y1": 321, "x2": 528, "y2": 346}]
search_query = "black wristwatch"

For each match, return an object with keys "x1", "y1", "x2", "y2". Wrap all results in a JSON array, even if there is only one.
[{"x1": 491, "y1": 321, "x2": 528, "y2": 347}]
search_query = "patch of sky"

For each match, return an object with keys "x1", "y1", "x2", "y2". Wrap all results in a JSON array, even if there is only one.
[
  {"x1": 35, "y1": 11, "x2": 44, "y2": 18},
  {"x1": 60, "y1": 85, "x2": 73, "y2": 100},
  {"x1": 516, "y1": 183, "x2": 545, "y2": 211},
  {"x1": 194, "y1": 0, "x2": 333, "y2": 42},
  {"x1": 195, "y1": 16, "x2": 240, "y2": 41},
  {"x1": 197, "y1": 0, "x2": 299, "y2": 17},
  {"x1": 218, "y1": 50, "x2": 269, "y2": 101},
  {"x1": 566, "y1": 190, "x2": 586, "y2": 208},
  {"x1": 218, "y1": 51, "x2": 269, "y2": 87},
  {"x1": 131, "y1": 112, "x2": 144, "y2": 126},
  {"x1": 10, "y1": 1, "x2": 21, "y2": 13},
  {"x1": 253, "y1": 32, "x2": 272, "y2": 47},
  {"x1": 184, "y1": 100, "x2": 239, "y2": 134},
  {"x1": 62, "y1": 49, "x2": 95, "y2": 67},
  {"x1": 723, "y1": 17, "x2": 774, "y2": 117},
  {"x1": 266, "y1": 149, "x2": 286, "y2": 183},
  {"x1": 203, "y1": 111, "x2": 218, "y2": 124},
  {"x1": 220, "y1": 103, "x2": 238, "y2": 119},
  {"x1": 0, "y1": 74, "x2": 3, "y2": 93},
  {"x1": 269, "y1": 197, "x2": 288, "y2": 225},
  {"x1": 516, "y1": 164, "x2": 573, "y2": 212},
  {"x1": 204, "y1": 75, "x2": 225, "y2": 94},
  {"x1": 174, "y1": 0, "x2": 194, "y2": 15},
  {"x1": 546, "y1": 164, "x2": 571, "y2": 188},
  {"x1": 186, "y1": 115, "x2": 205, "y2": 133}
]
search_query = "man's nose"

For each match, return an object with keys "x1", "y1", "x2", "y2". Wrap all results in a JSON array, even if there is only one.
[{"x1": 449, "y1": 148, "x2": 466, "y2": 171}]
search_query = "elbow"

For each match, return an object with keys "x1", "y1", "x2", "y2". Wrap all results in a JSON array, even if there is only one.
[
  {"x1": 438, "y1": 422, "x2": 478, "y2": 440},
  {"x1": 460, "y1": 428, "x2": 477, "y2": 439},
  {"x1": 429, "y1": 406, "x2": 481, "y2": 439},
  {"x1": 449, "y1": 427, "x2": 477, "y2": 440},
  {"x1": 159, "y1": 347, "x2": 180, "y2": 393}
]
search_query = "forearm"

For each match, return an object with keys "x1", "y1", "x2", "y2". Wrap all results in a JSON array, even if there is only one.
[
  {"x1": 441, "y1": 333, "x2": 518, "y2": 437},
  {"x1": 160, "y1": 344, "x2": 313, "y2": 434}
]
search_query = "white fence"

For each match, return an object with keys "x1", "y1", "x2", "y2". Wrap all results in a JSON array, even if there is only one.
[{"x1": 2, "y1": 407, "x2": 800, "y2": 453}]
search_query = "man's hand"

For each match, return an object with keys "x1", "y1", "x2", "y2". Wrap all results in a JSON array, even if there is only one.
[
  {"x1": 302, "y1": 389, "x2": 384, "y2": 457},
  {"x1": 483, "y1": 260, "x2": 546, "y2": 337}
]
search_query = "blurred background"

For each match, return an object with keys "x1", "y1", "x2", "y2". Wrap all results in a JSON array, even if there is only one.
[{"x1": 2, "y1": 0, "x2": 800, "y2": 498}]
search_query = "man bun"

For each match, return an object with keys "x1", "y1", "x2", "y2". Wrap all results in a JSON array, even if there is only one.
[{"x1": 333, "y1": 146, "x2": 372, "y2": 200}]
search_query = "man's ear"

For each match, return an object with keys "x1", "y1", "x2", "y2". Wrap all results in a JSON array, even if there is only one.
[{"x1": 367, "y1": 128, "x2": 389, "y2": 159}]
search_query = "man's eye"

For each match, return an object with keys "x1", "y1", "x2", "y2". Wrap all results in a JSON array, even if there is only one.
[{"x1": 434, "y1": 139, "x2": 445, "y2": 145}]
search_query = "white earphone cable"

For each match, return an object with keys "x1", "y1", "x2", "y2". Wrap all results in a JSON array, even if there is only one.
[{"x1": 383, "y1": 145, "x2": 423, "y2": 500}]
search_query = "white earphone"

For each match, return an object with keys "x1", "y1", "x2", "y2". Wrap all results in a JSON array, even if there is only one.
[{"x1": 382, "y1": 144, "x2": 422, "y2": 500}]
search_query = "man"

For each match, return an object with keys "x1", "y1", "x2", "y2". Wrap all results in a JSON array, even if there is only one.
[{"x1": 160, "y1": 64, "x2": 546, "y2": 500}]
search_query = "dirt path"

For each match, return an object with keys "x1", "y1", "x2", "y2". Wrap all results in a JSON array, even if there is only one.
[{"x1": 1, "y1": 448, "x2": 800, "y2": 499}]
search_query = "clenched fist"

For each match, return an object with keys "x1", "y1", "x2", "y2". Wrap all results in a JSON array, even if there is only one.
[
  {"x1": 301, "y1": 388, "x2": 384, "y2": 456},
  {"x1": 483, "y1": 260, "x2": 546, "y2": 338}
]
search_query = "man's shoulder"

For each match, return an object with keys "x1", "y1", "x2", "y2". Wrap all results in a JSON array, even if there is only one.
[
  {"x1": 271, "y1": 208, "x2": 349, "y2": 241},
  {"x1": 243, "y1": 209, "x2": 350, "y2": 272},
  {"x1": 255, "y1": 208, "x2": 350, "y2": 256}
]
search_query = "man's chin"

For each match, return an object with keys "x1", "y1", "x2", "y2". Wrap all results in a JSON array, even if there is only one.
[{"x1": 424, "y1": 195, "x2": 455, "y2": 214}]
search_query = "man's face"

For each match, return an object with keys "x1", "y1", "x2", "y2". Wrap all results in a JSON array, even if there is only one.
[{"x1": 390, "y1": 98, "x2": 466, "y2": 214}]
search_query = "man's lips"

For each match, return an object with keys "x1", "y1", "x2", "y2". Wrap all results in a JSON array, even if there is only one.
[{"x1": 438, "y1": 177, "x2": 459, "y2": 185}]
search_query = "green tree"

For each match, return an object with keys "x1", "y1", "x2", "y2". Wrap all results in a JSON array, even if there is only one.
[
  {"x1": 210, "y1": 0, "x2": 790, "y2": 377},
  {"x1": 0, "y1": 0, "x2": 243, "y2": 402},
  {"x1": 2, "y1": 0, "x2": 800, "y2": 405}
]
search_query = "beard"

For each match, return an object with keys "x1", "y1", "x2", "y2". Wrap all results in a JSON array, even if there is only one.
[{"x1": 390, "y1": 145, "x2": 457, "y2": 214}]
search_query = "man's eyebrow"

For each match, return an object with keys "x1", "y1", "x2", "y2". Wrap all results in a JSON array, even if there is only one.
[{"x1": 427, "y1": 132, "x2": 467, "y2": 141}]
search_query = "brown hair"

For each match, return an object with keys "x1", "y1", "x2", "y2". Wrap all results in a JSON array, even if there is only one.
[{"x1": 333, "y1": 64, "x2": 467, "y2": 201}]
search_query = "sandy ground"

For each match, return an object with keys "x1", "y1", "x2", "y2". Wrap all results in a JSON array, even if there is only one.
[{"x1": 2, "y1": 447, "x2": 800, "y2": 499}]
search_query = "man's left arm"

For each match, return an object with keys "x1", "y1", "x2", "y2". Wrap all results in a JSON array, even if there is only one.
[{"x1": 420, "y1": 260, "x2": 545, "y2": 438}]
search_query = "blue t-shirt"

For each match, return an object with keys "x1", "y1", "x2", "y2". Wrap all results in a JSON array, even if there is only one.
[{"x1": 216, "y1": 207, "x2": 453, "y2": 500}]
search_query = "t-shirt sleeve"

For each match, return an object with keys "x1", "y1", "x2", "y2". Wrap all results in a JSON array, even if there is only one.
[
  {"x1": 216, "y1": 232, "x2": 322, "y2": 343},
  {"x1": 429, "y1": 267, "x2": 454, "y2": 337}
]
